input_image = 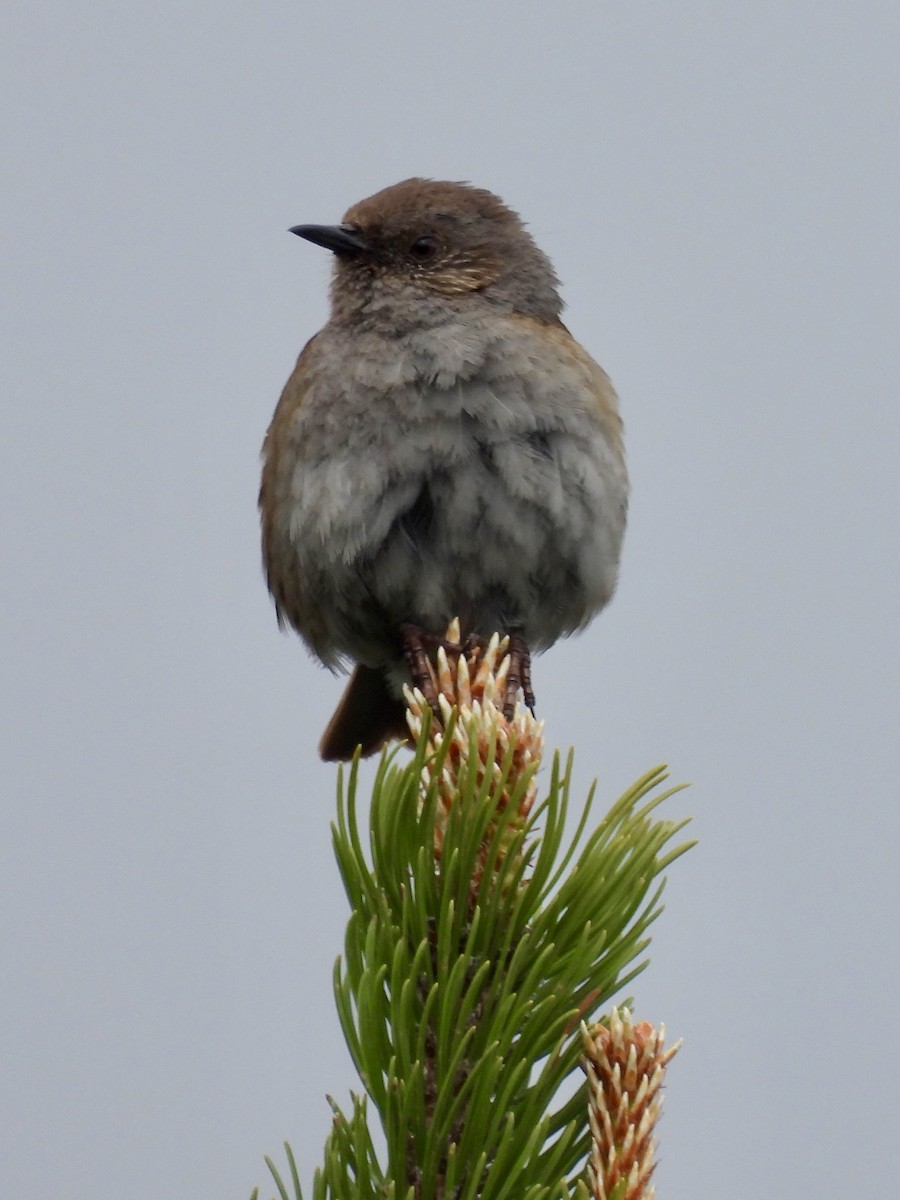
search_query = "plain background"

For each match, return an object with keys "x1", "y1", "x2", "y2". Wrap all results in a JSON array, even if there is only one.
[{"x1": 3, "y1": 2, "x2": 898, "y2": 1196}]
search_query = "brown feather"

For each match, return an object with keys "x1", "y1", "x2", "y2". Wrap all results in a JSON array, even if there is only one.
[{"x1": 318, "y1": 665, "x2": 410, "y2": 761}]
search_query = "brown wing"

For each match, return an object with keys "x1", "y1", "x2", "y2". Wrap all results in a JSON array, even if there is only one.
[{"x1": 258, "y1": 333, "x2": 321, "y2": 630}]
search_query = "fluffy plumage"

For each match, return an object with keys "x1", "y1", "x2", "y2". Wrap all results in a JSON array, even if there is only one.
[{"x1": 259, "y1": 179, "x2": 628, "y2": 759}]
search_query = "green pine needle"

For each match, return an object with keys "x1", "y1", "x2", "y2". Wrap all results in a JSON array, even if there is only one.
[{"x1": 256, "y1": 721, "x2": 692, "y2": 1200}]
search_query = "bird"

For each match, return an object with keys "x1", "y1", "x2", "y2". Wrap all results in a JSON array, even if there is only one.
[{"x1": 259, "y1": 178, "x2": 628, "y2": 761}]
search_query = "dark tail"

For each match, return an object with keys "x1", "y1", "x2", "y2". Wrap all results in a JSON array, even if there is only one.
[{"x1": 319, "y1": 664, "x2": 410, "y2": 762}]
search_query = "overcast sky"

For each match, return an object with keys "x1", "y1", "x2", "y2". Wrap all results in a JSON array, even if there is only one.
[{"x1": 3, "y1": 2, "x2": 899, "y2": 1196}]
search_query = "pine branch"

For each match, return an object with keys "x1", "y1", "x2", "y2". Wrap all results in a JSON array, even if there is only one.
[{"x1": 257, "y1": 627, "x2": 692, "y2": 1200}]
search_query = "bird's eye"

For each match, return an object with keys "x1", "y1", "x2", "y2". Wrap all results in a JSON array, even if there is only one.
[{"x1": 408, "y1": 235, "x2": 442, "y2": 262}]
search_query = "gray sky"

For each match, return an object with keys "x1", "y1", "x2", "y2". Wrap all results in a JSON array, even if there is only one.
[{"x1": 3, "y1": 2, "x2": 899, "y2": 1196}]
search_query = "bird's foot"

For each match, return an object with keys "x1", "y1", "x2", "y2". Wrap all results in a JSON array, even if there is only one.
[
  {"x1": 505, "y1": 631, "x2": 536, "y2": 719},
  {"x1": 400, "y1": 623, "x2": 439, "y2": 712},
  {"x1": 402, "y1": 622, "x2": 535, "y2": 724},
  {"x1": 399, "y1": 623, "x2": 467, "y2": 719}
]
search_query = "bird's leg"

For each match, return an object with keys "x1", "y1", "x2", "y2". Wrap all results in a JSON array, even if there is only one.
[
  {"x1": 518, "y1": 641, "x2": 536, "y2": 712},
  {"x1": 505, "y1": 631, "x2": 536, "y2": 718},
  {"x1": 400, "y1": 622, "x2": 440, "y2": 712}
]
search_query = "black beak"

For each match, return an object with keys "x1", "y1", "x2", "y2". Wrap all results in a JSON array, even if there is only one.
[{"x1": 289, "y1": 223, "x2": 372, "y2": 256}]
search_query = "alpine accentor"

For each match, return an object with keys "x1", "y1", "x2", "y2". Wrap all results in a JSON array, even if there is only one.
[{"x1": 260, "y1": 178, "x2": 627, "y2": 760}]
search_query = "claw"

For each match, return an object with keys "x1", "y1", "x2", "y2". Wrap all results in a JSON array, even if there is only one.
[
  {"x1": 402, "y1": 623, "x2": 535, "y2": 724},
  {"x1": 400, "y1": 623, "x2": 440, "y2": 713},
  {"x1": 505, "y1": 631, "x2": 536, "y2": 717}
]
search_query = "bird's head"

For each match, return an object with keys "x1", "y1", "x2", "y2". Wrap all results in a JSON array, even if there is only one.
[{"x1": 290, "y1": 178, "x2": 563, "y2": 329}]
